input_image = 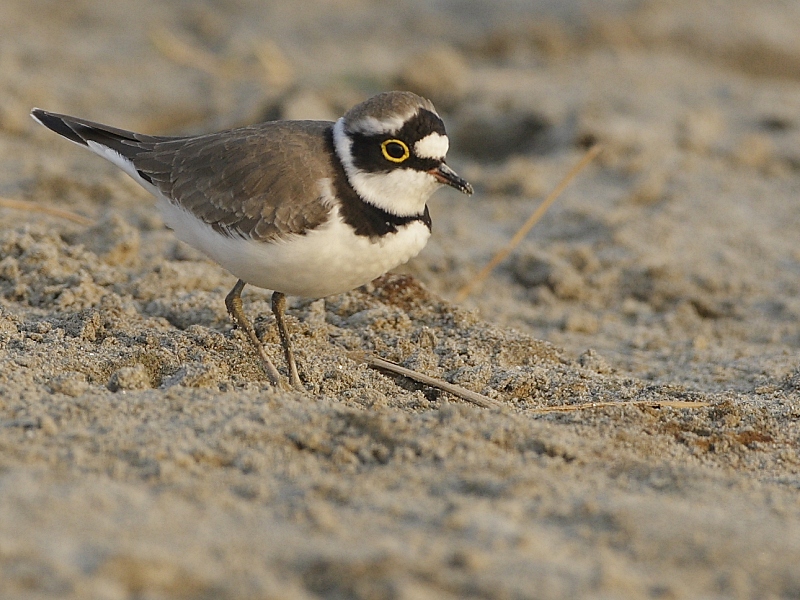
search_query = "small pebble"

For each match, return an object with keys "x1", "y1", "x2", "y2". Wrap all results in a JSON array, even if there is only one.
[{"x1": 108, "y1": 364, "x2": 151, "y2": 392}]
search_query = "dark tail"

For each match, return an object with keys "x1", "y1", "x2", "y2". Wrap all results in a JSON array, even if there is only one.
[
  {"x1": 30, "y1": 108, "x2": 164, "y2": 157},
  {"x1": 31, "y1": 108, "x2": 97, "y2": 147}
]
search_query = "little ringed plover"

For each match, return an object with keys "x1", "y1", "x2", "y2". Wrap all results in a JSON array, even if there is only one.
[{"x1": 31, "y1": 91, "x2": 473, "y2": 389}]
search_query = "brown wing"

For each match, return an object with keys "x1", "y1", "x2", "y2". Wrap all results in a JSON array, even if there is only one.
[
  {"x1": 32, "y1": 110, "x2": 337, "y2": 242},
  {"x1": 133, "y1": 121, "x2": 336, "y2": 241}
]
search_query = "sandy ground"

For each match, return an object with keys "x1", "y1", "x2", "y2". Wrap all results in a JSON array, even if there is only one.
[{"x1": 1, "y1": 0, "x2": 800, "y2": 598}]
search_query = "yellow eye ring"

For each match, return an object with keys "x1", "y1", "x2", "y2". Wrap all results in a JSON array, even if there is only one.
[{"x1": 380, "y1": 139, "x2": 410, "y2": 163}]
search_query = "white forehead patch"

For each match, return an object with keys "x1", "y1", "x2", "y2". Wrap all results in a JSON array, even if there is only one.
[
  {"x1": 350, "y1": 114, "x2": 407, "y2": 136},
  {"x1": 414, "y1": 133, "x2": 449, "y2": 159}
]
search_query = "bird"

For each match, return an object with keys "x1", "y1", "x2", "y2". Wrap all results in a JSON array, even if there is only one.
[{"x1": 30, "y1": 91, "x2": 473, "y2": 389}]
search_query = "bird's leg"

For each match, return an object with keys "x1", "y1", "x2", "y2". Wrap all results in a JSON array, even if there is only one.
[
  {"x1": 271, "y1": 291, "x2": 302, "y2": 390},
  {"x1": 224, "y1": 279, "x2": 284, "y2": 387}
]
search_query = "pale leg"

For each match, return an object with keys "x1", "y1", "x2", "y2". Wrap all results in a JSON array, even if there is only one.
[
  {"x1": 224, "y1": 279, "x2": 283, "y2": 387},
  {"x1": 272, "y1": 291, "x2": 302, "y2": 390}
]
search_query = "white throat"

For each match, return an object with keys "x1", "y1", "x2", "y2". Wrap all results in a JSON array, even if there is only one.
[{"x1": 332, "y1": 118, "x2": 441, "y2": 217}]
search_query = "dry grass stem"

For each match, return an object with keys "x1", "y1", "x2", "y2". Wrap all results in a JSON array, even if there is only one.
[
  {"x1": 455, "y1": 145, "x2": 602, "y2": 302},
  {"x1": 356, "y1": 353, "x2": 504, "y2": 409},
  {"x1": 528, "y1": 399, "x2": 710, "y2": 414},
  {"x1": 0, "y1": 197, "x2": 94, "y2": 226}
]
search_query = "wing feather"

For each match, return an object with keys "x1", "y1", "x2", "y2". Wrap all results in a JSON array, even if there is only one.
[
  {"x1": 33, "y1": 109, "x2": 337, "y2": 242},
  {"x1": 147, "y1": 122, "x2": 336, "y2": 241}
]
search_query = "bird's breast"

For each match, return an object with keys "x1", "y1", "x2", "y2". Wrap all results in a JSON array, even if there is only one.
[{"x1": 159, "y1": 198, "x2": 431, "y2": 298}]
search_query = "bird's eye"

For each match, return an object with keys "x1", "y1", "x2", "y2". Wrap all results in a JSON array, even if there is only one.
[{"x1": 380, "y1": 139, "x2": 410, "y2": 163}]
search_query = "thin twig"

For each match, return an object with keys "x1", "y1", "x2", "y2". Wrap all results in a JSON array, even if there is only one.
[
  {"x1": 527, "y1": 399, "x2": 710, "y2": 414},
  {"x1": 353, "y1": 352, "x2": 710, "y2": 414},
  {"x1": 350, "y1": 353, "x2": 711, "y2": 413},
  {"x1": 0, "y1": 197, "x2": 94, "y2": 226},
  {"x1": 455, "y1": 145, "x2": 602, "y2": 302},
  {"x1": 354, "y1": 353, "x2": 504, "y2": 409}
]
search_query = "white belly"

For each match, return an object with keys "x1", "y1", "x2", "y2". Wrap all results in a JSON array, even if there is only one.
[{"x1": 158, "y1": 199, "x2": 431, "y2": 298}]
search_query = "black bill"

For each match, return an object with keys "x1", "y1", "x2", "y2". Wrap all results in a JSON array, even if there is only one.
[{"x1": 430, "y1": 162, "x2": 473, "y2": 195}]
